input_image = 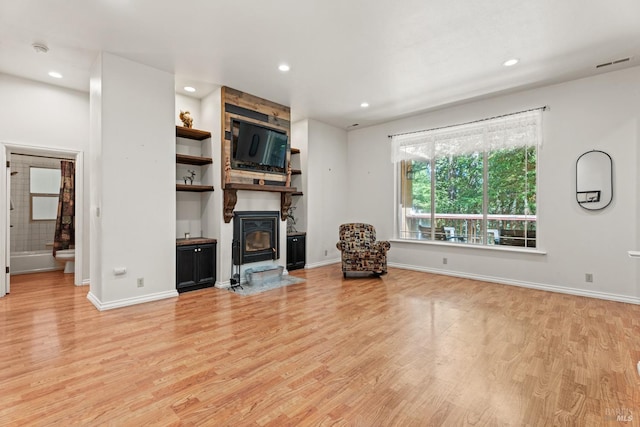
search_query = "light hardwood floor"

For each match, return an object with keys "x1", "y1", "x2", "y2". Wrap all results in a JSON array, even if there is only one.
[{"x1": 1, "y1": 267, "x2": 639, "y2": 426}]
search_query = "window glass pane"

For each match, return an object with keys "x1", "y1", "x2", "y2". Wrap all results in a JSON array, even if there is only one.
[
  {"x1": 400, "y1": 160, "x2": 431, "y2": 239},
  {"x1": 31, "y1": 195, "x2": 58, "y2": 220},
  {"x1": 487, "y1": 146, "x2": 537, "y2": 247},
  {"x1": 30, "y1": 167, "x2": 61, "y2": 194},
  {"x1": 434, "y1": 152, "x2": 483, "y2": 244},
  {"x1": 394, "y1": 109, "x2": 541, "y2": 247}
]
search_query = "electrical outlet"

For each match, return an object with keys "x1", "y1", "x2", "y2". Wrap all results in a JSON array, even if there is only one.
[
  {"x1": 585, "y1": 273, "x2": 593, "y2": 283},
  {"x1": 443, "y1": 257, "x2": 448, "y2": 265},
  {"x1": 325, "y1": 250, "x2": 328, "y2": 256},
  {"x1": 137, "y1": 277, "x2": 144, "y2": 288}
]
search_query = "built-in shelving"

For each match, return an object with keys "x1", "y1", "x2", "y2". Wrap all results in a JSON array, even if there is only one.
[
  {"x1": 291, "y1": 147, "x2": 300, "y2": 154},
  {"x1": 292, "y1": 191, "x2": 303, "y2": 196},
  {"x1": 175, "y1": 124, "x2": 216, "y2": 291},
  {"x1": 176, "y1": 126, "x2": 211, "y2": 140},
  {"x1": 176, "y1": 153, "x2": 213, "y2": 166},
  {"x1": 175, "y1": 125, "x2": 214, "y2": 193},
  {"x1": 176, "y1": 184, "x2": 215, "y2": 192}
]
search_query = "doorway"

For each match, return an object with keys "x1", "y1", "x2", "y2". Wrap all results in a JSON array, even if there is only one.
[{"x1": 1, "y1": 143, "x2": 84, "y2": 297}]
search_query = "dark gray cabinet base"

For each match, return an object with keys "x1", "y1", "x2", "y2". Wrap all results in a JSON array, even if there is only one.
[
  {"x1": 176, "y1": 242, "x2": 216, "y2": 293},
  {"x1": 287, "y1": 233, "x2": 306, "y2": 271}
]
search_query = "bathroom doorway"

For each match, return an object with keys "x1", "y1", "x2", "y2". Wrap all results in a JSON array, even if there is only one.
[{"x1": 0, "y1": 143, "x2": 84, "y2": 297}]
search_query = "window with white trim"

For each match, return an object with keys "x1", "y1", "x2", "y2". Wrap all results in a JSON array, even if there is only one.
[{"x1": 392, "y1": 109, "x2": 542, "y2": 248}]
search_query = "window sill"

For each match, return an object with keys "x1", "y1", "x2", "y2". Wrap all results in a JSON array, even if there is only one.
[{"x1": 389, "y1": 238, "x2": 547, "y2": 255}]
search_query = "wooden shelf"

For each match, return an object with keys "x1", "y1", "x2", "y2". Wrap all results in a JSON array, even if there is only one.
[
  {"x1": 176, "y1": 184, "x2": 214, "y2": 192},
  {"x1": 291, "y1": 168, "x2": 302, "y2": 175},
  {"x1": 176, "y1": 126, "x2": 211, "y2": 141},
  {"x1": 176, "y1": 237, "x2": 217, "y2": 247},
  {"x1": 292, "y1": 191, "x2": 303, "y2": 196},
  {"x1": 291, "y1": 147, "x2": 300, "y2": 154},
  {"x1": 176, "y1": 154, "x2": 213, "y2": 166},
  {"x1": 224, "y1": 183, "x2": 297, "y2": 193}
]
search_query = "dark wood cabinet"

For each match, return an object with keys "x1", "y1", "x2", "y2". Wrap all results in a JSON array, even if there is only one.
[
  {"x1": 176, "y1": 241, "x2": 216, "y2": 293},
  {"x1": 287, "y1": 233, "x2": 306, "y2": 271}
]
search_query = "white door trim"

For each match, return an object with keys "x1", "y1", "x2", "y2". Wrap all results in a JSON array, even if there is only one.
[
  {"x1": 0, "y1": 142, "x2": 85, "y2": 295},
  {"x1": 1, "y1": 148, "x2": 7, "y2": 297}
]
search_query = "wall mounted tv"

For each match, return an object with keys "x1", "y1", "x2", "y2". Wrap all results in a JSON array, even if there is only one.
[{"x1": 231, "y1": 119, "x2": 289, "y2": 175}]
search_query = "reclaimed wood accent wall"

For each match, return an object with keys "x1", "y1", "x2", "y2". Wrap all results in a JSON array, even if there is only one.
[{"x1": 221, "y1": 86, "x2": 291, "y2": 188}]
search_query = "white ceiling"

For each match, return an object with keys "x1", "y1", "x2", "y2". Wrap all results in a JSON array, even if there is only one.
[{"x1": 1, "y1": 0, "x2": 639, "y2": 129}]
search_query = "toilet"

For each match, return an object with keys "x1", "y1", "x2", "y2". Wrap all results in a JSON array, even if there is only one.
[{"x1": 55, "y1": 249, "x2": 75, "y2": 274}]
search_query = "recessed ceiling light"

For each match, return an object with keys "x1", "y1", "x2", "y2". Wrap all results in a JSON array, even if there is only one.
[
  {"x1": 503, "y1": 58, "x2": 519, "y2": 67},
  {"x1": 48, "y1": 71, "x2": 63, "y2": 79},
  {"x1": 184, "y1": 86, "x2": 196, "y2": 93},
  {"x1": 278, "y1": 64, "x2": 290, "y2": 72},
  {"x1": 360, "y1": 102, "x2": 369, "y2": 108}
]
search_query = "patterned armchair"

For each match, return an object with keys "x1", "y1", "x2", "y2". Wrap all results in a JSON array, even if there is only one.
[{"x1": 336, "y1": 223, "x2": 391, "y2": 277}]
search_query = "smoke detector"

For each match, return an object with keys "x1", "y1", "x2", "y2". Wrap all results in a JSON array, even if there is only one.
[{"x1": 32, "y1": 43, "x2": 49, "y2": 54}]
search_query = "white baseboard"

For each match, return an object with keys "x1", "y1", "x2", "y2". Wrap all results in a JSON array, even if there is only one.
[
  {"x1": 78, "y1": 279, "x2": 90, "y2": 286},
  {"x1": 215, "y1": 280, "x2": 231, "y2": 289},
  {"x1": 305, "y1": 259, "x2": 340, "y2": 269},
  {"x1": 388, "y1": 262, "x2": 640, "y2": 305},
  {"x1": 87, "y1": 290, "x2": 179, "y2": 311}
]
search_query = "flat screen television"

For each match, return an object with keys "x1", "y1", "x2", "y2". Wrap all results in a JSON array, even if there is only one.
[{"x1": 231, "y1": 119, "x2": 289, "y2": 174}]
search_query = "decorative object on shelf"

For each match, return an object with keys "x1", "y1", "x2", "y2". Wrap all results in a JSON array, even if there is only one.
[
  {"x1": 184, "y1": 232, "x2": 190, "y2": 239},
  {"x1": 286, "y1": 206, "x2": 297, "y2": 234},
  {"x1": 259, "y1": 179, "x2": 265, "y2": 186},
  {"x1": 183, "y1": 170, "x2": 196, "y2": 185},
  {"x1": 179, "y1": 110, "x2": 193, "y2": 128},
  {"x1": 286, "y1": 162, "x2": 292, "y2": 186},
  {"x1": 576, "y1": 150, "x2": 613, "y2": 211},
  {"x1": 224, "y1": 156, "x2": 232, "y2": 184}
]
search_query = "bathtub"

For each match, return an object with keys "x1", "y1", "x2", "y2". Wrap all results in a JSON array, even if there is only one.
[{"x1": 10, "y1": 250, "x2": 62, "y2": 275}]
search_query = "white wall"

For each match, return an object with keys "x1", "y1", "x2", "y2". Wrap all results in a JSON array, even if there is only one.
[
  {"x1": 306, "y1": 119, "x2": 349, "y2": 267},
  {"x1": 290, "y1": 120, "x2": 308, "y2": 233},
  {"x1": 175, "y1": 94, "x2": 201, "y2": 128},
  {"x1": 347, "y1": 66, "x2": 640, "y2": 303},
  {"x1": 0, "y1": 73, "x2": 90, "y2": 283},
  {"x1": 0, "y1": 73, "x2": 89, "y2": 149},
  {"x1": 199, "y1": 88, "x2": 222, "y2": 282},
  {"x1": 88, "y1": 53, "x2": 176, "y2": 309}
]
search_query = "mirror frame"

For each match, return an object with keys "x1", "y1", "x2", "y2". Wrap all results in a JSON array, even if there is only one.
[{"x1": 576, "y1": 150, "x2": 613, "y2": 211}]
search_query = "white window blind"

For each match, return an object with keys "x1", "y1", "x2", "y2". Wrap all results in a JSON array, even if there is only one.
[{"x1": 391, "y1": 109, "x2": 543, "y2": 162}]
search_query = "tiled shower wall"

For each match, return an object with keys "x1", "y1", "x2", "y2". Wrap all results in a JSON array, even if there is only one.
[{"x1": 10, "y1": 154, "x2": 61, "y2": 253}]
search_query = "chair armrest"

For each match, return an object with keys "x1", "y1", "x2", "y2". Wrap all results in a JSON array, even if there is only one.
[
  {"x1": 374, "y1": 241, "x2": 391, "y2": 252},
  {"x1": 336, "y1": 241, "x2": 346, "y2": 251}
]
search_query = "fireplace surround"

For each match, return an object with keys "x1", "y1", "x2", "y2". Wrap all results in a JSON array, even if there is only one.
[{"x1": 233, "y1": 211, "x2": 280, "y2": 265}]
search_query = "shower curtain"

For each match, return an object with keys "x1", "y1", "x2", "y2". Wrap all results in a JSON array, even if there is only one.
[{"x1": 53, "y1": 160, "x2": 75, "y2": 256}]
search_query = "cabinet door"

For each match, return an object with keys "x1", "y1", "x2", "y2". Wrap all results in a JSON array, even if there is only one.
[
  {"x1": 197, "y1": 243, "x2": 215, "y2": 285},
  {"x1": 287, "y1": 235, "x2": 306, "y2": 270},
  {"x1": 176, "y1": 245, "x2": 198, "y2": 288},
  {"x1": 286, "y1": 236, "x2": 296, "y2": 269},
  {"x1": 294, "y1": 235, "x2": 306, "y2": 269}
]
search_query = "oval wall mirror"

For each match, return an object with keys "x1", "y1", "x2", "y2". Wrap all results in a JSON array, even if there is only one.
[{"x1": 576, "y1": 150, "x2": 613, "y2": 210}]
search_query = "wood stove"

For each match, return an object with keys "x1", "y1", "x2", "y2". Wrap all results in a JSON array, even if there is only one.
[{"x1": 233, "y1": 211, "x2": 280, "y2": 265}]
